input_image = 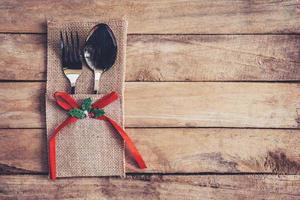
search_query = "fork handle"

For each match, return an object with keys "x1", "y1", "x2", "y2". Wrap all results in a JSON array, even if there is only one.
[{"x1": 71, "y1": 86, "x2": 75, "y2": 94}]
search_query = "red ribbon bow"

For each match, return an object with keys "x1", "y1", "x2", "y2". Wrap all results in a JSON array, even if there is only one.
[{"x1": 49, "y1": 91, "x2": 147, "y2": 180}]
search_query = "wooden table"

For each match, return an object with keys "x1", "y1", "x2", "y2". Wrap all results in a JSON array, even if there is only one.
[{"x1": 1, "y1": 1, "x2": 300, "y2": 199}]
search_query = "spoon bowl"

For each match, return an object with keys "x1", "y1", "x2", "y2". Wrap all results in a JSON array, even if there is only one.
[{"x1": 83, "y1": 23, "x2": 117, "y2": 94}]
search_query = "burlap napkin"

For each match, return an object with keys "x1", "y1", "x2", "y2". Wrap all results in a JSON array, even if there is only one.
[{"x1": 46, "y1": 19, "x2": 127, "y2": 178}]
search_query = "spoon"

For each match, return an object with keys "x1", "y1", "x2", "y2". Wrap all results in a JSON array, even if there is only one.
[{"x1": 83, "y1": 23, "x2": 117, "y2": 94}]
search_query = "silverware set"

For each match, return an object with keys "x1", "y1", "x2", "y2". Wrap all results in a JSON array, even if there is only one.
[{"x1": 60, "y1": 24, "x2": 117, "y2": 94}]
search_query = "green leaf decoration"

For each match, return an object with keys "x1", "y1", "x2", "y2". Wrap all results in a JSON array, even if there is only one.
[
  {"x1": 92, "y1": 108, "x2": 105, "y2": 118},
  {"x1": 68, "y1": 108, "x2": 86, "y2": 119},
  {"x1": 81, "y1": 98, "x2": 92, "y2": 112},
  {"x1": 67, "y1": 98, "x2": 105, "y2": 119}
]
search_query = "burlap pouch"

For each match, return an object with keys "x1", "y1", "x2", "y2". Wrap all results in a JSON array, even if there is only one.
[{"x1": 46, "y1": 19, "x2": 127, "y2": 178}]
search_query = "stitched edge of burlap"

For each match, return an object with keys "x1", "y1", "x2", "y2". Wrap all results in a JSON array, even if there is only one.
[{"x1": 46, "y1": 19, "x2": 127, "y2": 178}]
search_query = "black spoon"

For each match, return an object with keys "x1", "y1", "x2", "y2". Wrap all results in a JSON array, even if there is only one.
[{"x1": 83, "y1": 23, "x2": 117, "y2": 94}]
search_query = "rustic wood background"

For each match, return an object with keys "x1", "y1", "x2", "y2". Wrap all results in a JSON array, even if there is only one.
[{"x1": 1, "y1": 0, "x2": 300, "y2": 199}]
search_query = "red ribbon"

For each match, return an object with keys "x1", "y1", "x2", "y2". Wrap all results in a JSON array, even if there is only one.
[{"x1": 49, "y1": 91, "x2": 147, "y2": 180}]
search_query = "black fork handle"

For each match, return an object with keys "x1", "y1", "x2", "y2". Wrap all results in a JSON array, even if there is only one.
[{"x1": 71, "y1": 86, "x2": 75, "y2": 94}]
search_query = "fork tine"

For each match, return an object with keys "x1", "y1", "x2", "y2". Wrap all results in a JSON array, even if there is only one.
[
  {"x1": 70, "y1": 31, "x2": 75, "y2": 62},
  {"x1": 60, "y1": 31, "x2": 65, "y2": 65},
  {"x1": 75, "y1": 31, "x2": 80, "y2": 62},
  {"x1": 60, "y1": 31, "x2": 64, "y2": 49},
  {"x1": 76, "y1": 32, "x2": 79, "y2": 49},
  {"x1": 65, "y1": 31, "x2": 70, "y2": 63}
]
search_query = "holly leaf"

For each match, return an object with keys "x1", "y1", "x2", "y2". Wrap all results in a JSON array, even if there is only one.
[
  {"x1": 92, "y1": 108, "x2": 105, "y2": 118},
  {"x1": 68, "y1": 108, "x2": 86, "y2": 119},
  {"x1": 81, "y1": 98, "x2": 92, "y2": 112}
]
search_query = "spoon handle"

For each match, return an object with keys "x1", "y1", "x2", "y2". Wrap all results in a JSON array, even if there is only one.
[{"x1": 94, "y1": 70, "x2": 103, "y2": 94}]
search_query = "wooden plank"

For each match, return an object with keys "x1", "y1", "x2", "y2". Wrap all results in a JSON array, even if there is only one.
[
  {"x1": 0, "y1": 34, "x2": 46, "y2": 80},
  {"x1": 1, "y1": 1, "x2": 300, "y2": 33},
  {"x1": 1, "y1": 34, "x2": 300, "y2": 81},
  {"x1": 1, "y1": 175, "x2": 300, "y2": 200},
  {"x1": 1, "y1": 128, "x2": 300, "y2": 174},
  {"x1": 0, "y1": 82, "x2": 299, "y2": 128}
]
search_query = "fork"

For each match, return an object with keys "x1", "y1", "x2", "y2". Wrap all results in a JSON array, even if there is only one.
[{"x1": 60, "y1": 31, "x2": 82, "y2": 94}]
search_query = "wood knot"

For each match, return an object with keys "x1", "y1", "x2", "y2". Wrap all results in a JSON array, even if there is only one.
[
  {"x1": 296, "y1": 108, "x2": 300, "y2": 128},
  {"x1": 264, "y1": 151, "x2": 300, "y2": 174}
]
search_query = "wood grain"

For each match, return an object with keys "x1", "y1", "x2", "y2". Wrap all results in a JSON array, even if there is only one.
[
  {"x1": 1, "y1": 128, "x2": 300, "y2": 174},
  {"x1": 1, "y1": 175, "x2": 300, "y2": 200},
  {"x1": 1, "y1": 34, "x2": 300, "y2": 81},
  {"x1": 1, "y1": 0, "x2": 300, "y2": 34},
  {"x1": 0, "y1": 82, "x2": 299, "y2": 128}
]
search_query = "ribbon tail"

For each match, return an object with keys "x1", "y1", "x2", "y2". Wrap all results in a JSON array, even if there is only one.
[
  {"x1": 102, "y1": 116, "x2": 147, "y2": 169},
  {"x1": 49, "y1": 117, "x2": 78, "y2": 180}
]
